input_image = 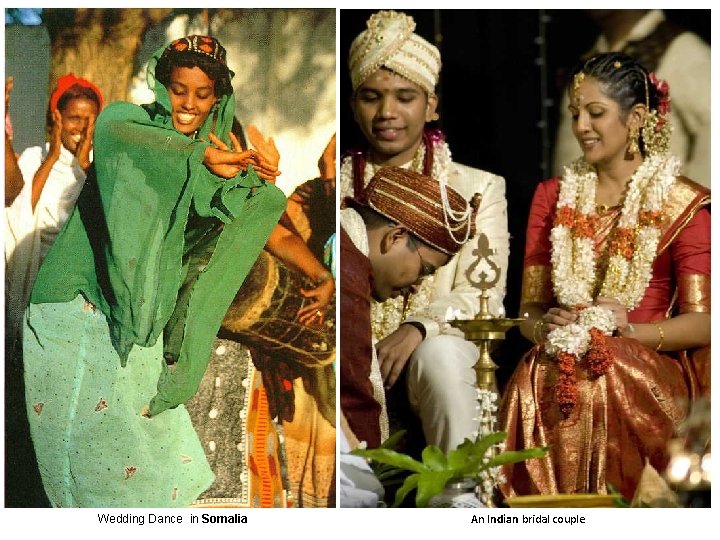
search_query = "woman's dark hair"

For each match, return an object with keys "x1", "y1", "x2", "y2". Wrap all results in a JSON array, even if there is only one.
[
  {"x1": 155, "y1": 51, "x2": 233, "y2": 97},
  {"x1": 57, "y1": 84, "x2": 102, "y2": 112},
  {"x1": 568, "y1": 52, "x2": 664, "y2": 155},
  {"x1": 568, "y1": 52, "x2": 660, "y2": 116}
]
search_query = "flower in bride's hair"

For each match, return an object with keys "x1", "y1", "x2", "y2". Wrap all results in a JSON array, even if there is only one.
[{"x1": 648, "y1": 72, "x2": 671, "y2": 131}]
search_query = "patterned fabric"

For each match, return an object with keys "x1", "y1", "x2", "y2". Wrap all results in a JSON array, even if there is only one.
[
  {"x1": 23, "y1": 37, "x2": 286, "y2": 507},
  {"x1": 499, "y1": 174, "x2": 710, "y2": 500},
  {"x1": 281, "y1": 370, "x2": 336, "y2": 507},
  {"x1": 162, "y1": 35, "x2": 229, "y2": 67},
  {"x1": 24, "y1": 296, "x2": 214, "y2": 507},
  {"x1": 347, "y1": 166, "x2": 477, "y2": 256},
  {"x1": 29, "y1": 40, "x2": 286, "y2": 417},
  {"x1": 187, "y1": 338, "x2": 289, "y2": 508}
]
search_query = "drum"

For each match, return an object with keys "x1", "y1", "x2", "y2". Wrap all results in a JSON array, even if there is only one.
[{"x1": 221, "y1": 250, "x2": 335, "y2": 368}]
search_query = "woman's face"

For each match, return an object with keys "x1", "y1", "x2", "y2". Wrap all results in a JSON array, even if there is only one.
[
  {"x1": 167, "y1": 66, "x2": 218, "y2": 136},
  {"x1": 568, "y1": 76, "x2": 634, "y2": 168},
  {"x1": 58, "y1": 97, "x2": 98, "y2": 154},
  {"x1": 351, "y1": 68, "x2": 437, "y2": 167}
]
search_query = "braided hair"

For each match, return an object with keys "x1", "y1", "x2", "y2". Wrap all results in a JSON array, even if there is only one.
[{"x1": 569, "y1": 52, "x2": 661, "y2": 155}]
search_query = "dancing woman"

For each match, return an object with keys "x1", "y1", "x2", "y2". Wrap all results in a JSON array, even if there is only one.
[{"x1": 23, "y1": 35, "x2": 286, "y2": 507}]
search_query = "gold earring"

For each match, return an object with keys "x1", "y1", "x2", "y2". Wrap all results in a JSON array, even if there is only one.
[
  {"x1": 430, "y1": 112, "x2": 439, "y2": 121},
  {"x1": 627, "y1": 126, "x2": 640, "y2": 156}
]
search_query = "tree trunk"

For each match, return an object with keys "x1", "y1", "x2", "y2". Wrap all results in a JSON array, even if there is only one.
[{"x1": 43, "y1": 8, "x2": 172, "y2": 104}]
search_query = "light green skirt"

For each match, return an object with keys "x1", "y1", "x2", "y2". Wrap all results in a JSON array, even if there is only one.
[{"x1": 23, "y1": 295, "x2": 214, "y2": 507}]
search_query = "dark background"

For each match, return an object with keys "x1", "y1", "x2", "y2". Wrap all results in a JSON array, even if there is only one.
[{"x1": 340, "y1": 9, "x2": 710, "y2": 385}]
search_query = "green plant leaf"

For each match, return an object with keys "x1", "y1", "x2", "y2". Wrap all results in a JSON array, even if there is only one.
[
  {"x1": 376, "y1": 467, "x2": 409, "y2": 482},
  {"x1": 351, "y1": 448, "x2": 427, "y2": 474},
  {"x1": 393, "y1": 473, "x2": 420, "y2": 507},
  {"x1": 422, "y1": 445, "x2": 448, "y2": 471},
  {"x1": 486, "y1": 447, "x2": 549, "y2": 468},
  {"x1": 446, "y1": 432, "x2": 508, "y2": 477},
  {"x1": 447, "y1": 437, "x2": 476, "y2": 470},
  {"x1": 355, "y1": 430, "x2": 549, "y2": 508},
  {"x1": 470, "y1": 431, "x2": 508, "y2": 459},
  {"x1": 381, "y1": 429, "x2": 407, "y2": 450},
  {"x1": 416, "y1": 470, "x2": 455, "y2": 508}
]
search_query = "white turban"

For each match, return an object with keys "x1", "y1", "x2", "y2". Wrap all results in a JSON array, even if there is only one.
[{"x1": 348, "y1": 10, "x2": 441, "y2": 95}]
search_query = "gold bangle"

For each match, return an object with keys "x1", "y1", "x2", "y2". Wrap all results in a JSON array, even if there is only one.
[
  {"x1": 532, "y1": 319, "x2": 544, "y2": 344},
  {"x1": 655, "y1": 323, "x2": 665, "y2": 351}
]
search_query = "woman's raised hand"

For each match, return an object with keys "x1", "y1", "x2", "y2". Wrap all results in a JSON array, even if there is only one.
[
  {"x1": 75, "y1": 113, "x2": 96, "y2": 172},
  {"x1": 246, "y1": 124, "x2": 280, "y2": 172},
  {"x1": 204, "y1": 132, "x2": 280, "y2": 182},
  {"x1": 48, "y1": 109, "x2": 64, "y2": 161}
]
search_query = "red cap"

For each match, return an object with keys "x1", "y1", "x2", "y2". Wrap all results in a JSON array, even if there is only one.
[{"x1": 49, "y1": 73, "x2": 104, "y2": 112}]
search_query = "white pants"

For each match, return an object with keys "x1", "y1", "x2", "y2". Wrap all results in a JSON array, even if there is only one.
[{"x1": 406, "y1": 334, "x2": 480, "y2": 453}]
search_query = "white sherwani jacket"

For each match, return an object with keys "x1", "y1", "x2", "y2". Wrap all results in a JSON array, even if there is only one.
[{"x1": 404, "y1": 162, "x2": 509, "y2": 337}]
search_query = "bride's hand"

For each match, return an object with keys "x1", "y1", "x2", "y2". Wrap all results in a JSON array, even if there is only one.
[
  {"x1": 595, "y1": 296, "x2": 629, "y2": 332},
  {"x1": 538, "y1": 306, "x2": 578, "y2": 339},
  {"x1": 246, "y1": 125, "x2": 280, "y2": 170}
]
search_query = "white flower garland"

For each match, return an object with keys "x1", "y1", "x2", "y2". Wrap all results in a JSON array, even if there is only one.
[
  {"x1": 471, "y1": 389, "x2": 505, "y2": 505},
  {"x1": 545, "y1": 305, "x2": 615, "y2": 356},
  {"x1": 547, "y1": 154, "x2": 678, "y2": 356}
]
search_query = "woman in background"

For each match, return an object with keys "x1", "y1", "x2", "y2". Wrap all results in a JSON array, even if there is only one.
[{"x1": 5, "y1": 74, "x2": 103, "y2": 357}]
